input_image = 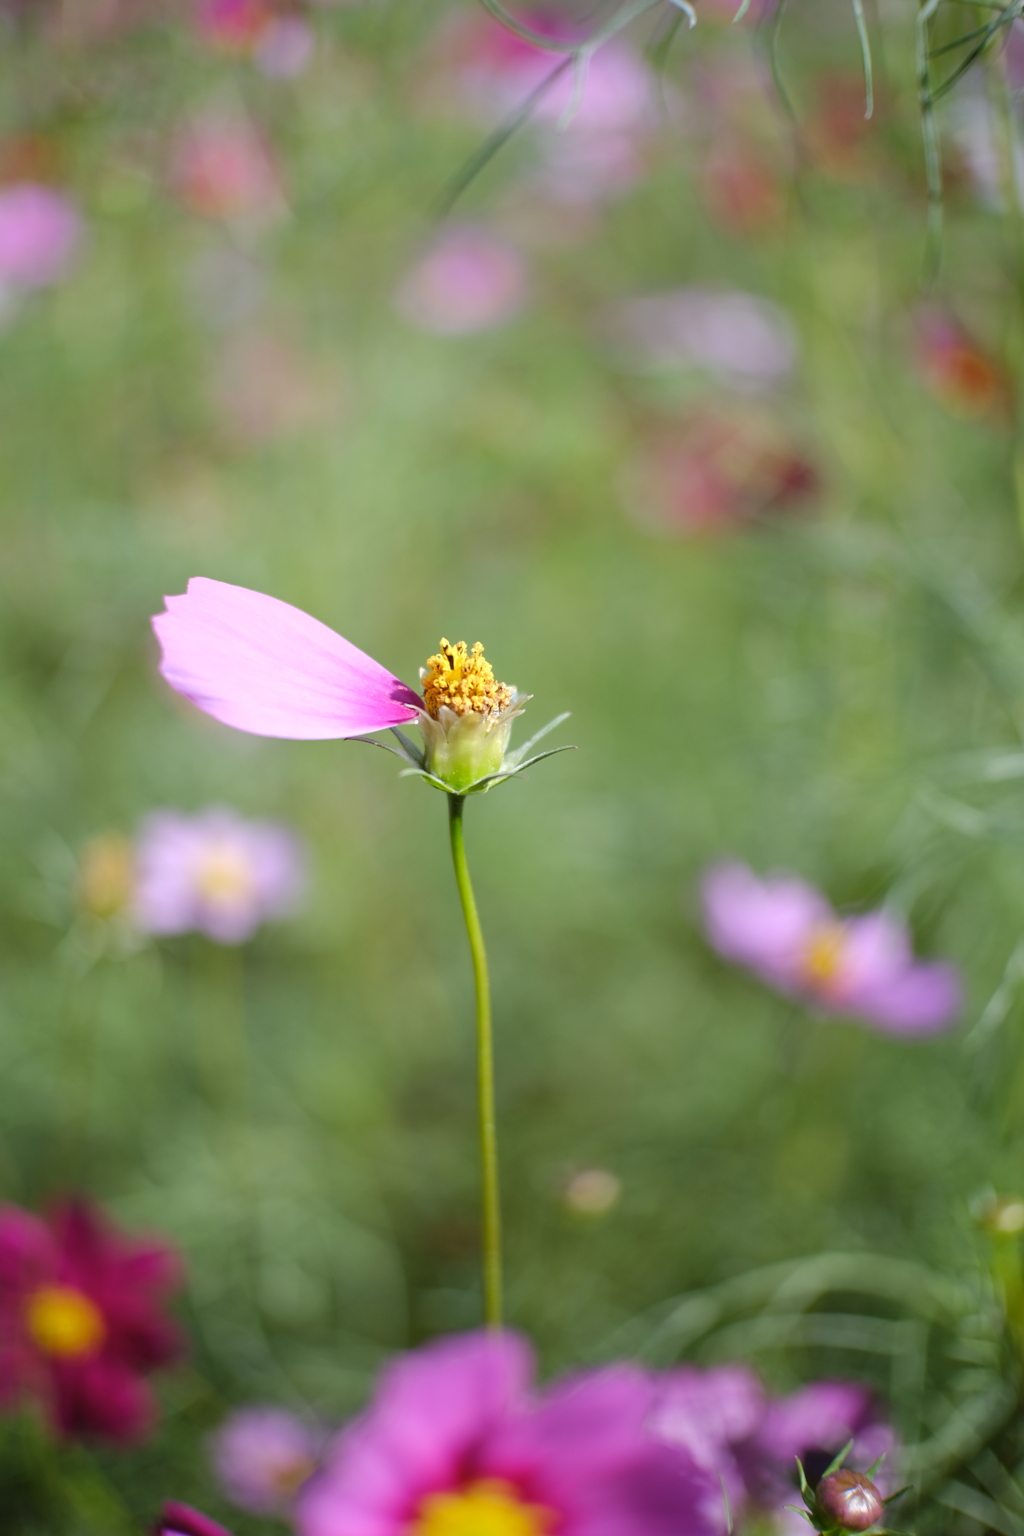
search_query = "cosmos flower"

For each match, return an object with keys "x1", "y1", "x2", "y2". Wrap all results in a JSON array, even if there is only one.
[
  {"x1": 195, "y1": 0, "x2": 314, "y2": 76},
  {"x1": 296, "y1": 1329, "x2": 725, "y2": 1536},
  {"x1": 171, "y1": 110, "x2": 285, "y2": 224},
  {"x1": 151, "y1": 578, "x2": 569, "y2": 795},
  {"x1": 603, "y1": 288, "x2": 797, "y2": 387},
  {"x1": 914, "y1": 305, "x2": 1010, "y2": 422},
  {"x1": 158, "y1": 1505, "x2": 234, "y2": 1536},
  {"x1": 0, "y1": 1199, "x2": 183, "y2": 1442},
  {"x1": 701, "y1": 862, "x2": 962, "y2": 1034},
  {"x1": 0, "y1": 183, "x2": 82, "y2": 289},
  {"x1": 395, "y1": 226, "x2": 529, "y2": 336},
  {"x1": 133, "y1": 806, "x2": 305, "y2": 945},
  {"x1": 211, "y1": 1405, "x2": 322, "y2": 1515}
]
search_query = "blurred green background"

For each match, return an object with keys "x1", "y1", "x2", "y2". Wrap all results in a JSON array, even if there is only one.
[{"x1": 3, "y1": 0, "x2": 1024, "y2": 1525}]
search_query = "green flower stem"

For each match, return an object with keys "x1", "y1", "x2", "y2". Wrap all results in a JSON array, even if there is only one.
[{"x1": 447, "y1": 793, "x2": 503, "y2": 1329}]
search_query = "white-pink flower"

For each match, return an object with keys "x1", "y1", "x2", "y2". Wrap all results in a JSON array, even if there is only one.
[
  {"x1": 701, "y1": 861, "x2": 962, "y2": 1034},
  {"x1": 0, "y1": 184, "x2": 82, "y2": 289},
  {"x1": 395, "y1": 227, "x2": 529, "y2": 336}
]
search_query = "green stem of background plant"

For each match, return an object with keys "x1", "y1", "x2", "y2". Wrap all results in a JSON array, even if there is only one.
[{"x1": 447, "y1": 793, "x2": 503, "y2": 1329}]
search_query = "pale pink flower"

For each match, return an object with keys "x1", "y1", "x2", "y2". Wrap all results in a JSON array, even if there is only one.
[
  {"x1": 701, "y1": 862, "x2": 962, "y2": 1034},
  {"x1": 395, "y1": 227, "x2": 529, "y2": 336},
  {"x1": 0, "y1": 184, "x2": 82, "y2": 289},
  {"x1": 134, "y1": 806, "x2": 305, "y2": 944},
  {"x1": 604, "y1": 288, "x2": 797, "y2": 385},
  {"x1": 171, "y1": 111, "x2": 285, "y2": 224},
  {"x1": 212, "y1": 1406, "x2": 321, "y2": 1514}
]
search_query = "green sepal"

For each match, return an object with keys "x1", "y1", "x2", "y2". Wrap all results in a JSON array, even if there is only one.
[{"x1": 822, "y1": 1441, "x2": 855, "y2": 1480}]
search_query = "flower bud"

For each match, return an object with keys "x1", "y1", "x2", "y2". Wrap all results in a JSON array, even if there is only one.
[{"x1": 815, "y1": 1470, "x2": 884, "y2": 1532}]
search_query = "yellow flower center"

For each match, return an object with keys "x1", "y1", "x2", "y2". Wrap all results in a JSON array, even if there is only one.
[
  {"x1": 25, "y1": 1284, "x2": 107, "y2": 1359},
  {"x1": 412, "y1": 1480, "x2": 552, "y2": 1536},
  {"x1": 802, "y1": 922, "x2": 847, "y2": 990},
  {"x1": 197, "y1": 842, "x2": 256, "y2": 904},
  {"x1": 422, "y1": 640, "x2": 513, "y2": 721}
]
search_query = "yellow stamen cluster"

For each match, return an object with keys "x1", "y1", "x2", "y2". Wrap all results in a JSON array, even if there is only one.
[
  {"x1": 25, "y1": 1284, "x2": 107, "y2": 1360},
  {"x1": 422, "y1": 640, "x2": 512, "y2": 721},
  {"x1": 802, "y1": 923, "x2": 847, "y2": 989},
  {"x1": 413, "y1": 1480, "x2": 552, "y2": 1536},
  {"x1": 197, "y1": 843, "x2": 256, "y2": 904}
]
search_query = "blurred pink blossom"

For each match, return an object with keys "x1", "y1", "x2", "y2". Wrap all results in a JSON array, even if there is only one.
[
  {"x1": 195, "y1": 0, "x2": 269, "y2": 51},
  {"x1": 914, "y1": 305, "x2": 1010, "y2": 421},
  {"x1": 604, "y1": 287, "x2": 797, "y2": 385},
  {"x1": 0, "y1": 183, "x2": 82, "y2": 289},
  {"x1": 171, "y1": 111, "x2": 285, "y2": 223},
  {"x1": 0, "y1": 1199, "x2": 183, "y2": 1443},
  {"x1": 134, "y1": 806, "x2": 305, "y2": 944},
  {"x1": 255, "y1": 15, "x2": 314, "y2": 76},
  {"x1": 395, "y1": 226, "x2": 529, "y2": 335},
  {"x1": 651, "y1": 1364, "x2": 764, "y2": 1512},
  {"x1": 211, "y1": 1406, "x2": 321, "y2": 1514},
  {"x1": 195, "y1": 0, "x2": 313, "y2": 74},
  {"x1": 296, "y1": 1329, "x2": 725, "y2": 1536},
  {"x1": 701, "y1": 862, "x2": 962, "y2": 1034}
]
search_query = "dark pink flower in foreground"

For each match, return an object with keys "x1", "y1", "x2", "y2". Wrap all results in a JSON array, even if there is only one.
[
  {"x1": 0, "y1": 183, "x2": 81, "y2": 289},
  {"x1": 153, "y1": 578, "x2": 421, "y2": 740},
  {"x1": 0, "y1": 1199, "x2": 183, "y2": 1442},
  {"x1": 395, "y1": 226, "x2": 529, "y2": 336},
  {"x1": 297, "y1": 1330, "x2": 725, "y2": 1536},
  {"x1": 212, "y1": 1405, "x2": 322, "y2": 1514},
  {"x1": 134, "y1": 806, "x2": 305, "y2": 944},
  {"x1": 158, "y1": 1504, "x2": 234, "y2": 1536},
  {"x1": 701, "y1": 862, "x2": 961, "y2": 1034}
]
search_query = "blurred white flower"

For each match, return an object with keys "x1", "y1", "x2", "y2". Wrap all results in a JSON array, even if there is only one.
[{"x1": 602, "y1": 287, "x2": 797, "y2": 386}]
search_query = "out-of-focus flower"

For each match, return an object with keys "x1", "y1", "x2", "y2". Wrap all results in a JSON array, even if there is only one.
[
  {"x1": 604, "y1": 287, "x2": 797, "y2": 386},
  {"x1": 158, "y1": 1505, "x2": 234, "y2": 1536},
  {"x1": 972, "y1": 1191, "x2": 1024, "y2": 1235},
  {"x1": 395, "y1": 226, "x2": 529, "y2": 336},
  {"x1": 195, "y1": 0, "x2": 314, "y2": 75},
  {"x1": 171, "y1": 110, "x2": 285, "y2": 224},
  {"x1": 255, "y1": 15, "x2": 315, "y2": 76},
  {"x1": 563, "y1": 1167, "x2": 622, "y2": 1216},
  {"x1": 297, "y1": 1329, "x2": 725, "y2": 1536},
  {"x1": 699, "y1": 139, "x2": 785, "y2": 239},
  {"x1": 76, "y1": 833, "x2": 135, "y2": 921},
  {"x1": 152, "y1": 580, "x2": 566, "y2": 796},
  {"x1": 0, "y1": 183, "x2": 81, "y2": 289},
  {"x1": 212, "y1": 1406, "x2": 321, "y2": 1515},
  {"x1": 701, "y1": 862, "x2": 962, "y2": 1034},
  {"x1": 134, "y1": 806, "x2": 305, "y2": 945},
  {"x1": 0, "y1": 1199, "x2": 183, "y2": 1442},
  {"x1": 651, "y1": 1364, "x2": 764, "y2": 1513},
  {"x1": 814, "y1": 1469, "x2": 886, "y2": 1532},
  {"x1": 804, "y1": 74, "x2": 874, "y2": 183},
  {"x1": 621, "y1": 413, "x2": 817, "y2": 536},
  {"x1": 914, "y1": 306, "x2": 1011, "y2": 422},
  {"x1": 195, "y1": 0, "x2": 269, "y2": 50}
]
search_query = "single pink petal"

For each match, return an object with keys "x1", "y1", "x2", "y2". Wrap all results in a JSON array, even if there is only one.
[
  {"x1": 701, "y1": 861, "x2": 830, "y2": 987},
  {"x1": 855, "y1": 961, "x2": 963, "y2": 1035},
  {"x1": 152, "y1": 579, "x2": 421, "y2": 739}
]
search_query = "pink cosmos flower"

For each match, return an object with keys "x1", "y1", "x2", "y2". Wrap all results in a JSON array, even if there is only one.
[
  {"x1": 171, "y1": 111, "x2": 285, "y2": 224},
  {"x1": 0, "y1": 183, "x2": 82, "y2": 289},
  {"x1": 134, "y1": 806, "x2": 305, "y2": 944},
  {"x1": 395, "y1": 227, "x2": 529, "y2": 336},
  {"x1": 296, "y1": 1329, "x2": 725, "y2": 1536},
  {"x1": 195, "y1": 0, "x2": 270, "y2": 51},
  {"x1": 0, "y1": 1199, "x2": 184, "y2": 1442},
  {"x1": 212, "y1": 1405, "x2": 322, "y2": 1514},
  {"x1": 158, "y1": 1505, "x2": 234, "y2": 1536},
  {"x1": 701, "y1": 862, "x2": 962, "y2": 1034},
  {"x1": 603, "y1": 288, "x2": 797, "y2": 386}
]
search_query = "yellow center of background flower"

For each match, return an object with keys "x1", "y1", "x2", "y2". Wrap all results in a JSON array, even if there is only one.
[
  {"x1": 802, "y1": 922, "x2": 847, "y2": 989},
  {"x1": 412, "y1": 1479, "x2": 552, "y2": 1536},
  {"x1": 76, "y1": 833, "x2": 135, "y2": 919},
  {"x1": 197, "y1": 843, "x2": 256, "y2": 903},
  {"x1": 422, "y1": 640, "x2": 513, "y2": 720},
  {"x1": 25, "y1": 1284, "x2": 107, "y2": 1359}
]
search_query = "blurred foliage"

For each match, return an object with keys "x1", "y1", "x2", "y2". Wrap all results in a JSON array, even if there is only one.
[{"x1": 5, "y1": 0, "x2": 1024, "y2": 1530}]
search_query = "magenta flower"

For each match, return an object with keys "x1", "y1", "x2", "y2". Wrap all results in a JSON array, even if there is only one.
[
  {"x1": 152, "y1": 579, "x2": 567, "y2": 797},
  {"x1": 701, "y1": 862, "x2": 962, "y2": 1034},
  {"x1": 211, "y1": 1406, "x2": 321, "y2": 1514},
  {"x1": 158, "y1": 1505, "x2": 234, "y2": 1536},
  {"x1": 134, "y1": 806, "x2": 305, "y2": 945},
  {"x1": 0, "y1": 183, "x2": 82, "y2": 289},
  {"x1": 0, "y1": 1199, "x2": 183, "y2": 1442},
  {"x1": 395, "y1": 227, "x2": 529, "y2": 336},
  {"x1": 297, "y1": 1330, "x2": 724, "y2": 1536}
]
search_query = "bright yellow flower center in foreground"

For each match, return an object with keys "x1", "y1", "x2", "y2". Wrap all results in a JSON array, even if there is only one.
[
  {"x1": 25, "y1": 1284, "x2": 106, "y2": 1359},
  {"x1": 412, "y1": 1480, "x2": 552, "y2": 1536},
  {"x1": 802, "y1": 922, "x2": 847, "y2": 990},
  {"x1": 197, "y1": 842, "x2": 256, "y2": 903},
  {"x1": 422, "y1": 640, "x2": 513, "y2": 720}
]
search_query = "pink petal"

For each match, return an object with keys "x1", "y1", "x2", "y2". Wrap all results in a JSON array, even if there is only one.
[
  {"x1": 855, "y1": 960, "x2": 963, "y2": 1035},
  {"x1": 152, "y1": 579, "x2": 421, "y2": 740},
  {"x1": 701, "y1": 862, "x2": 830, "y2": 987}
]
